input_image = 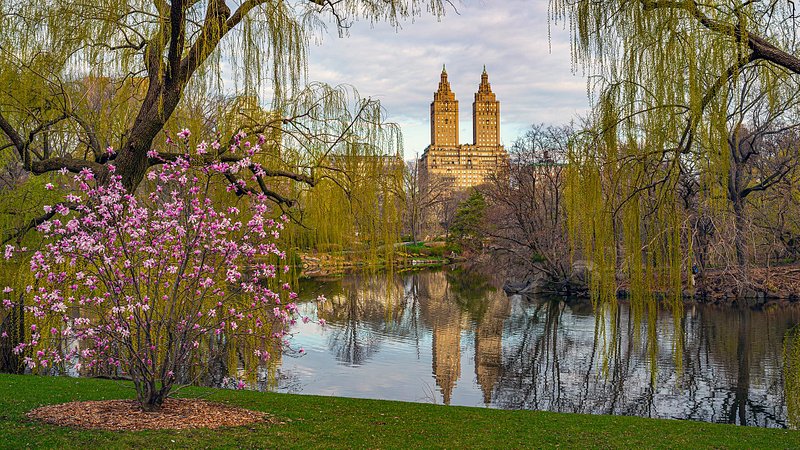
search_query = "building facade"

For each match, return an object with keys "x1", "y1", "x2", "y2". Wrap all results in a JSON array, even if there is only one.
[{"x1": 420, "y1": 66, "x2": 508, "y2": 189}]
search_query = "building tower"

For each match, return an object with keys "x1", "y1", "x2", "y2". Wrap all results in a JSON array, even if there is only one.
[
  {"x1": 430, "y1": 65, "x2": 459, "y2": 147},
  {"x1": 473, "y1": 66, "x2": 500, "y2": 147},
  {"x1": 419, "y1": 65, "x2": 507, "y2": 190}
]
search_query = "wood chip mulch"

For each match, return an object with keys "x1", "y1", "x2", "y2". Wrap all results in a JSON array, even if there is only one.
[{"x1": 26, "y1": 398, "x2": 276, "y2": 431}]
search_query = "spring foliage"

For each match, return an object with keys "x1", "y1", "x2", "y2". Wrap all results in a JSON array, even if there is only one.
[
  {"x1": 550, "y1": 0, "x2": 800, "y2": 301},
  {"x1": 0, "y1": 133, "x2": 322, "y2": 409},
  {"x1": 0, "y1": 1, "x2": 442, "y2": 253}
]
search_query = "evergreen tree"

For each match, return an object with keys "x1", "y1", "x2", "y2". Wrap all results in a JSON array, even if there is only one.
[{"x1": 448, "y1": 191, "x2": 487, "y2": 253}]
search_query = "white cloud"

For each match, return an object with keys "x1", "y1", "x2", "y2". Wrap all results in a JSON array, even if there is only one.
[{"x1": 306, "y1": 0, "x2": 591, "y2": 159}]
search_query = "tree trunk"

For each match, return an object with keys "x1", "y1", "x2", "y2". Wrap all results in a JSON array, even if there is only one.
[
  {"x1": 113, "y1": 80, "x2": 184, "y2": 192},
  {"x1": 141, "y1": 389, "x2": 166, "y2": 412},
  {"x1": 732, "y1": 196, "x2": 750, "y2": 287},
  {"x1": 411, "y1": 208, "x2": 418, "y2": 243},
  {"x1": 137, "y1": 378, "x2": 170, "y2": 412}
]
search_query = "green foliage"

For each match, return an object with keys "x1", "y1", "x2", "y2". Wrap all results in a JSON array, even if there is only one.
[
  {"x1": 550, "y1": 0, "x2": 800, "y2": 305},
  {"x1": 0, "y1": 1, "x2": 445, "y2": 258},
  {"x1": 447, "y1": 191, "x2": 487, "y2": 252},
  {"x1": 403, "y1": 242, "x2": 454, "y2": 258}
]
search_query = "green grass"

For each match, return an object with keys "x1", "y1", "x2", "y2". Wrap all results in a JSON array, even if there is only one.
[
  {"x1": 403, "y1": 242, "x2": 455, "y2": 258},
  {"x1": 1, "y1": 374, "x2": 798, "y2": 449}
]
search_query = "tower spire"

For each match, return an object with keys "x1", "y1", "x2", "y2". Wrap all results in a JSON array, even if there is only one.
[
  {"x1": 437, "y1": 64, "x2": 452, "y2": 94},
  {"x1": 473, "y1": 65, "x2": 499, "y2": 147},
  {"x1": 431, "y1": 65, "x2": 458, "y2": 147},
  {"x1": 478, "y1": 66, "x2": 491, "y2": 93}
]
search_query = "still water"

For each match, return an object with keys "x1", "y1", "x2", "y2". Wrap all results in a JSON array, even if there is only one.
[{"x1": 272, "y1": 268, "x2": 800, "y2": 428}]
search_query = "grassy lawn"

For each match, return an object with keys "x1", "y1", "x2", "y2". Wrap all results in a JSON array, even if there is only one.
[{"x1": 0, "y1": 373, "x2": 798, "y2": 449}]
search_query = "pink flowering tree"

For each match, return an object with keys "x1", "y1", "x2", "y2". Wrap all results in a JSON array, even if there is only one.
[{"x1": 1, "y1": 133, "x2": 314, "y2": 411}]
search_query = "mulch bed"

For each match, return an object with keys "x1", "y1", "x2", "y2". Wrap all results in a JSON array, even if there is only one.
[{"x1": 27, "y1": 398, "x2": 275, "y2": 431}]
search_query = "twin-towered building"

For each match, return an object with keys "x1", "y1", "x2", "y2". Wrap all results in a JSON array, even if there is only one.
[{"x1": 420, "y1": 66, "x2": 508, "y2": 189}]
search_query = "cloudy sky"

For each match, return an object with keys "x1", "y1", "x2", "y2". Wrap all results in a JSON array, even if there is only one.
[{"x1": 305, "y1": 0, "x2": 591, "y2": 160}]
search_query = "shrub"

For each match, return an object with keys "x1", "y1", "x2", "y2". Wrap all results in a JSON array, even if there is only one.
[{"x1": 1, "y1": 135, "x2": 319, "y2": 411}]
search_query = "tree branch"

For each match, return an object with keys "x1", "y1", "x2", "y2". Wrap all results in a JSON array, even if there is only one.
[
  {"x1": 167, "y1": 0, "x2": 187, "y2": 83},
  {"x1": 29, "y1": 157, "x2": 106, "y2": 176},
  {"x1": 181, "y1": 0, "x2": 234, "y2": 80},
  {"x1": 222, "y1": 170, "x2": 295, "y2": 206},
  {"x1": 641, "y1": 0, "x2": 800, "y2": 74},
  {"x1": 1, "y1": 203, "x2": 61, "y2": 245},
  {"x1": 0, "y1": 110, "x2": 25, "y2": 159},
  {"x1": 740, "y1": 161, "x2": 796, "y2": 198},
  {"x1": 150, "y1": 152, "x2": 316, "y2": 186}
]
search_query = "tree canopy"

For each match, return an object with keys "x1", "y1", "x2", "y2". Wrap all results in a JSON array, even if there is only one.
[
  {"x1": 551, "y1": 0, "x2": 800, "y2": 298},
  {"x1": 0, "y1": 0, "x2": 445, "y2": 245}
]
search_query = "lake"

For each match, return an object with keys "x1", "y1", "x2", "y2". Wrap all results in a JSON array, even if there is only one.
[{"x1": 267, "y1": 267, "x2": 800, "y2": 428}]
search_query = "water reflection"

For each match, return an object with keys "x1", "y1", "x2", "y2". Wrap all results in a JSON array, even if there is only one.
[{"x1": 280, "y1": 268, "x2": 800, "y2": 428}]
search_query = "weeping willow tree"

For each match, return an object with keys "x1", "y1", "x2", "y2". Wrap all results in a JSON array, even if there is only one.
[
  {"x1": 551, "y1": 0, "x2": 800, "y2": 301},
  {"x1": 0, "y1": 0, "x2": 446, "y2": 244},
  {"x1": 276, "y1": 83, "x2": 405, "y2": 263}
]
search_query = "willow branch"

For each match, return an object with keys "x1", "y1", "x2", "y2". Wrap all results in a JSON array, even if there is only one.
[
  {"x1": 71, "y1": 113, "x2": 103, "y2": 159},
  {"x1": 677, "y1": 53, "x2": 756, "y2": 154},
  {"x1": 641, "y1": 0, "x2": 800, "y2": 74},
  {"x1": 181, "y1": 0, "x2": 232, "y2": 80},
  {"x1": 167, "y1": 0, "x2": 187, "y2": 83}
]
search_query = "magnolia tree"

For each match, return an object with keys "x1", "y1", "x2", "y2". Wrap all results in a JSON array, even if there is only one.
[{"x1": 1, "y1": 133, "x2": 319, "y2": 411}]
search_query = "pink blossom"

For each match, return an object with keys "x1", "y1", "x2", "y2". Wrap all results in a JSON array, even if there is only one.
[{"x1": 12, "y1": 148, "x2": 303, "y2": 407}]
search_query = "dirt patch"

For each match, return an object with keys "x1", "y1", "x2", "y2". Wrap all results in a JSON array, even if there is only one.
[{"x1": 27, "y1": 398, "x2": 273, "y2": 431}]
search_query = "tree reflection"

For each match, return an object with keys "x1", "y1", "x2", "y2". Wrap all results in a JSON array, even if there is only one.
[
  {"x1": 489, "y1": 296, "x2": 797, "y2": 427},
  {"x1": 320, "y1": 273, "x2": 405, "y2": 366},
  {"x1": 295, "y1": 268, "x2": 800, "y2": 427}
]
